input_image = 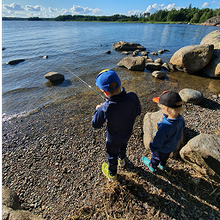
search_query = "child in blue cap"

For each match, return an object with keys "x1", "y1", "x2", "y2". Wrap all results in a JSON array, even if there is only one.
[
  {"x1": 92, "y1": 69, "x2": 141, "y2": 182},
  {"x1": 142, "y1": 90, "x2": 185, "y2": 172}
]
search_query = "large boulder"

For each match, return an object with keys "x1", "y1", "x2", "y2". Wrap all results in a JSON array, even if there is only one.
[
  {"x1": 200, "y1": 30, "x2": 220, "y2": 48},
  {"x1": 200, "y1": 30, "x2": 220, "y2": 78},
  {"x1": 2, "y1": 186, "x2": 21, "y2": 210},
  {"x1": 170, "y1": 44, "x2": 214, "y2": 73},
  {"x1": 117, "y1": 56, "x2": 145, "y2": 71},
  {"x1": 179, "y1": 88, "x2": 203, "y2": 104},
  {"x1": 113, "y1": 41, "x2": 146, "y2": 51},
  {"x1": 2, "y1": 186, "x2": 43, "y2": 220},
  {"x1": 143, "y1": 110, "x2": 185, "y2": 158},
  {"x1": 180, "y1": 134, "x2": 220, "y2": 182},
  {"x1": 200, "y1": 16, "x2": 220, "y2": 26}
]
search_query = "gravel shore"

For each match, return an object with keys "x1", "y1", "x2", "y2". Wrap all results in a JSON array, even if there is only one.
[{"x1": 2, "y1": 81, "x2": 220, "y2": 219}]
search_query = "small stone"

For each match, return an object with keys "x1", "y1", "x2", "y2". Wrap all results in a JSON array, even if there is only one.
[{"x1": 152, "y1": 71, "x2": 166, "y2": 79}]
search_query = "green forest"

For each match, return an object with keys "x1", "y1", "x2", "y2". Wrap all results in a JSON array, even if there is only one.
[
  {"x1": 3, "y1": 6, "x2": 220, "y2": 24},
  {"x1": 53, "y1": 7, "x2": 220, "y2": 23}
]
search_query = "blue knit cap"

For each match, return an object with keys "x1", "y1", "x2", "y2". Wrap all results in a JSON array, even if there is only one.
[{"x1": 96, "y1": 69, "x2": 121, "y2": 92}]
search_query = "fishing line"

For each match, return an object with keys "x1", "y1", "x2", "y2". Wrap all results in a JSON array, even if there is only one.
[{"x1": 63, "y1": 66, "x2": 107, "y2": 101}]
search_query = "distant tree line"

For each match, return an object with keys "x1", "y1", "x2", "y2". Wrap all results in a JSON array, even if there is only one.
[
  {"x1": 54, "y1": 7, "x2": 220, "y2": 24},
  {"x1": 143, "y1": 7, "x2": 220, "y2": 23},
  {"x1": 3, "y1": 6, "x2": 220, "y2": 23},
  {"x1": 54, "y1": 14, "x2": 139, "y2": 22},
  {"x1": 2, "y1": 17, "x2": 27, "y2": 20},
  {"x1": 27, "y1": 17, "x2": 53, "y2": 21}
]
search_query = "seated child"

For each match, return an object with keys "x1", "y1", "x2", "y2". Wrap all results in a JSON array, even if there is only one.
[{"x1": 142, "y1": 90, "x2": 185, "y2": 172}]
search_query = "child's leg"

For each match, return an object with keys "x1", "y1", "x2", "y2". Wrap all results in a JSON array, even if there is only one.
[
  {"x1": 118, "y1": 142, "x2": 127, "y2": 160},
  {"x1": 150, "y1": 151, "x2": 160, "y2": 169},
  {"x1": 106, "y1": 142, "x2": 119, "y2": 176},
  {"x1": 158, "y1": 152, "x2": 170, "y2": 166}
]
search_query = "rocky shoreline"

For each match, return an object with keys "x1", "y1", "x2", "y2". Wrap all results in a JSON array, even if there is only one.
[{"x1": 2, "y1": 81, "x2": 220, "y2": 219}]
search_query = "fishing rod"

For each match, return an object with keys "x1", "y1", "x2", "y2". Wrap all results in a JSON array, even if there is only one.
[{"x1": 63, "y1": 66, "x2": 107, "y2": 101}]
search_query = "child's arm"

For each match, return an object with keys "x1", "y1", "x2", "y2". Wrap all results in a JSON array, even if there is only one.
[
  {"x1": 149, "y1": 124, "x2": 168, "y2": 152},
  {"x1": 91, "y1": 104, "x2": 106, "y2": 128},
  {"x1": 96, "y1": 103, "x2": 102, "y2": 110}
]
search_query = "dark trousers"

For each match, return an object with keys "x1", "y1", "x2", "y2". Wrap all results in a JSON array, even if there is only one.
[
  {"x1": 106, "y1": 141, "x2": 127, "y2": 176},
  {"x1": 150, "y1": 151, "x2": 170, "y2": 169}
]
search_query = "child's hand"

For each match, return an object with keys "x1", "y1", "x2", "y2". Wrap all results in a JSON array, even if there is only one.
[{"x1": 96, "y1": 103, "x2": 102, "y2": 109}]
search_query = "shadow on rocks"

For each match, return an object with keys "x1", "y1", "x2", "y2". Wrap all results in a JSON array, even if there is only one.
[
  {"x1": 122, "y1": 158, "x2": 220, "y2": 219},
  {"x1": 184, "y1": 127, "x2": 199, "y2": 143},
  {"x1": 198, "y1": 97, "x2": 220, "y2": 110},
  {"x1": 117, "y1": 174, "x2": 183, "y2": 219}
]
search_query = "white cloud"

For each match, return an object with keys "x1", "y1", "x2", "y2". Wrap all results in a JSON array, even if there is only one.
[
  {"x1": 2, "y1": 3, "x2": 102, "y2": 18},
  {"x1": 70, "y1": 5, "x2": 102, "y2": 15},
  {"x1": 25, "y1": 5, "x2": 44, "y2": 12},
  {"x1": 59, "y1": 8, "x2": 71, "y2": 15},
  {"x1": 128, "y1": 10, "x2": 142, "y2": 16},
  {"x1": 93, "y1": 8, "x2": 102, "y2": 15},
  {"x1": 3, "y1": 3, "x2": 24, "y2": 11},
  {"x1": 202, "y1": 2, "x2": 210, "y2": 7},
  {"x1": 145, "y1": 3, "x2": 181, "y2": 14},
  {"x1": 49, "y1": 7, "x2": 58, "y2": 13},
  {"x1": 202, "y1": 2, "x2": 210, "y2": 8}
]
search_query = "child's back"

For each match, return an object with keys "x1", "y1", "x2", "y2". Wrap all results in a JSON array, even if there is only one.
[
  {"x1": 92, "y1": 69, "x2": 141, "y2": 181},
  {"x1": 142, "y1": 90, "x2": 185, "y2": 172}
]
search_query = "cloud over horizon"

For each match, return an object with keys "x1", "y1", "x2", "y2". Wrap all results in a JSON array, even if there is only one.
[
  {"x1": 2, "y1": 2, "x2": 218, "y2": 18},
  {"x1": 144, "y1": 3, "x2": 181, "y2": 14},
  {"x1": 3, "y1": 3, "x2": 24, "y2": 11},
  {"x1": 2, "y1": 3, "x2": 102, "y2": 18},
  {"x1": 25, "y1": 5, "x2": 44, "y2": 12}
]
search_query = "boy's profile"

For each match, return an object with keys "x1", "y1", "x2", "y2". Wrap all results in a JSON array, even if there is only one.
[
  {"x1": 142, "y1": 90, "x2": 185, "y2": 172},
  {"x1": 92, "y1": 69, "x2": 141, "y2": 181}
]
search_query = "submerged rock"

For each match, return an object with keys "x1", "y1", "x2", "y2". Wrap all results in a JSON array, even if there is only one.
[
  {"x1": 7, "y1": 59, "x2": 26, "y2": 65},
  {"x1": 117, "y1": 56, "x2": 145, "y2": 71},
  {"x1": 152, "y1": 70, "x2": 166, "y2": 79},
  {"x1": 113, "y1": 41, "x2": 146, "y2": 51},
  {"x1": 145, "y1": 63, "x2": 161, "y2": 72},
  {"x1": 44, "y1": 72, "x2": 65, "y2": 85}
]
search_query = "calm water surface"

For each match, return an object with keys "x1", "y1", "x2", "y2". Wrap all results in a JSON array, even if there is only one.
[{"x1": 2, "y1": 21, "x2": 220, "y2": 120}]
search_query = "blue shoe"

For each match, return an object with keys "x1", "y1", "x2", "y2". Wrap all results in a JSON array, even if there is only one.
[
  {"x1": 158, "y1": 164, "x2": 166, "y2": 170},
  {"x1": 142, "y1": 156, "x2": 156, "y2": 173}
]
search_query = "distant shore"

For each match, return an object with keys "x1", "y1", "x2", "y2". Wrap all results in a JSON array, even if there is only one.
[{"x1": 2, "y1": 17, "x2": 201, "y2": 25}]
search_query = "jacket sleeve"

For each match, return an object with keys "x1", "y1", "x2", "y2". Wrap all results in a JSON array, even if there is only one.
[
  {"x1": 91, "y1": 106, "x2": 106, "y2": 128},
  {"x1": 133, "y1": 93, "x2": 141, "y2": 116},
  {"x1": 149, "y1": 123, "x2": 168, "y2": 152}
]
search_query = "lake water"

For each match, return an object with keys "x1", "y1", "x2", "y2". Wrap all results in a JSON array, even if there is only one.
[{"x1": 2, "y1": 21, "x2": 220, "y2": 121}]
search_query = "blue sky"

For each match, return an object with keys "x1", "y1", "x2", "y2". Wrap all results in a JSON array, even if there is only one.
[{"x1": 2, "y1": 0, "x2": 220, "y2": 18}]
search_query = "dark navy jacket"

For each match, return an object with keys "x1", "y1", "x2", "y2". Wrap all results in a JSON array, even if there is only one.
[
  {"x1": 92, "y1": 88, "x2": 141, "y2": 144},
  {"x1": 150, "y1": 114, "x2": 185, "y2": 153}
]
